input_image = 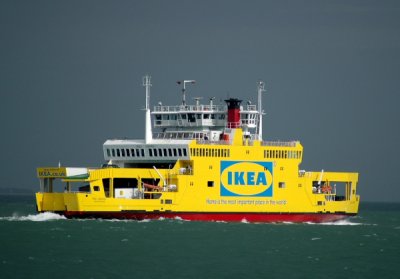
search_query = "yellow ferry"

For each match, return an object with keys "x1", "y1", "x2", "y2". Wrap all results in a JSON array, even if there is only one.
[{"x1": 35, "y1": 76, "x2": 359, "y2": 222}]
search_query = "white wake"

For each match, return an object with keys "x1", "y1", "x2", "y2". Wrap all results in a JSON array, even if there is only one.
[{"x1": 0, "y1": 212, "x2": 66, "y2": 222}]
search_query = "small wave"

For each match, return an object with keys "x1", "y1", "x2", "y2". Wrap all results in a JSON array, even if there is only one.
[
  {"x1": 0, "y1": 212, "x2": 66, "y2": 222},
  {"x1": 306, "y1": 219, "x2": 364, "y2": 226}
]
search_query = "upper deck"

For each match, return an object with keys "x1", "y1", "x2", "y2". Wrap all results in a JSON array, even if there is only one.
[{"x1": 152, "y1": 103, "x2": 259, "y2": 130}]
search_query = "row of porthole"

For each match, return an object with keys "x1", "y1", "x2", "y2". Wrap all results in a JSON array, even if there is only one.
[
  {"x1": 190, "y1": 148, "x2": 230, "y2": 158},
  {"x1": 264, "y1": 149, "x2": 302, "y2": 159},
  {"x1": 106, "y1": 147, "x2": 188, "y2": 158}
]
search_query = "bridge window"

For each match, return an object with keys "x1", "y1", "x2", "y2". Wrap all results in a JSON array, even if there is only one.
[{"x1": 155, "y1": 114, "x2": 161, "y2": 125}]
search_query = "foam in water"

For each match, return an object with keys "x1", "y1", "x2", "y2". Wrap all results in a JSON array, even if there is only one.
[
  {"x1": 306, "y1": 219, "x2": 364, "y2": 226},
  {"x1": 0, "y1": 212, "x2": 66, "y2": 222}
]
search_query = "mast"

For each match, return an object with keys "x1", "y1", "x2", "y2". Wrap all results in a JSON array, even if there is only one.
[
  {"x1": 177, "y1": 80, "x2": 196, "y2": 106},
  {"x1": 257, "y1": 81, "x2": 266, "y2": 140},
  {"x1": 143, "y1": 75, "x2": 152, "y2": 143}
]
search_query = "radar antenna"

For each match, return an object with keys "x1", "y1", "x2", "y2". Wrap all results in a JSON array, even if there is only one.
[{"x1": 177, "y1": 80, "x2": 196, "y2": 106}]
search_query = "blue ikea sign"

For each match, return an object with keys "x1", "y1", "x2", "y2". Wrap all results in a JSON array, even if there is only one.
[{"x1": 220, "y1": 161, "x2": 273, "y2": 197}]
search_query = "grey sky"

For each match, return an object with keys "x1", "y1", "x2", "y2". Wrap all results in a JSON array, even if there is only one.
[{"x1": 1, "y1": 1, "x2": 399, "y2": 202}]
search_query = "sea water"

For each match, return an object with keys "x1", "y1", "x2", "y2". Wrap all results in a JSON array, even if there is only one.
[{"x1": 0, "y1": 195, "x2": 399, "y2": 279}]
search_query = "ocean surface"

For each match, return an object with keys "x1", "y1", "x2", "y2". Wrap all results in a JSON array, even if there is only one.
[{"x1": 0, "y1": 195, "x2": 399, "y2": 279}]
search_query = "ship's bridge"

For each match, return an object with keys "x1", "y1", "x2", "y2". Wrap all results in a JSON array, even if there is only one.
[{"x1": 151, "y1": 101, "x2": 259, "y2": 139}]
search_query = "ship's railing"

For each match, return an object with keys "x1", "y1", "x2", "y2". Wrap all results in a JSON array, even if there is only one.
[
  {"x1": 196, "y1": 139, "x2": 231, "y2": 145},
  {"x1": 153, "y1": 104, "x2": 226, "y2": 112},
  {"x1": 242, "y1": 105, "x2": 257, "y2": 111},
  {"x1": 153, "y1": 104, "x2": 258, "y2": 113},
  {"x1": 262, "y1": 141, "x2": 298, "y2": 147}
]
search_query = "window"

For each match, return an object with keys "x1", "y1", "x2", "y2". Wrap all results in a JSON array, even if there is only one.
[
  {"x1": 168, "y1": 149, "x2": 172, "y2": 156},
  {"x1": 173, "y1": 149, "x2": 177, "y2": 156},
  {"x1": 106, "y1": 149, "x2": 110, "y2": 157},
  {"x1": 207, "y1": 181, "x2": 214, "y2": 187},
  {"x1": 149, "y1": 149, "x2": 153, "y2": 157},
  {"x1": 178, "y1": 149, "x2": 182, "y2": 156},
  {"x1": 154, "y1": 149, "x2": 158, "y2": 156},
  {"x1": 155, "y1": 114, "x2": 161, "y2": 124},
  {"x1": 279, "y1": 182, "x2": 286, "y2": 188},
  {"x1": 126, "y1": 149, "x2": 130, "y2": 157},
  {"x1": 93, "y1": 186, "x2": 100, "y2": 191},
  {"x1": 141, "y1": 149, "x2": 145, "y2": 156},
  {"x1": 103, "y1": 179, "x2": 110, "y2": 197},
  {"x1": 136, "y1": 149, "x2": 140, "y2": 157},
  {"x1": 112, "y1": 149, "x2": 115, "y2": 157},
  {"x1": 183, "y1": 149, "x2": 187, "y2": 156},
  {"x1": 117, "y1": 149, "x2": 121, "y2": 157},
  {"x1": 121, "y1": 149, "x2": 125, "y2": 157},
  {"x1": 114, "y1": 178, "x2": 138, "y2": 188},
  {"x1": 163, "y1": 148, "x2": 167, "y2": 156},
  {"x1": 158, "y1": 149, "x2": 162, "y2": 156}
]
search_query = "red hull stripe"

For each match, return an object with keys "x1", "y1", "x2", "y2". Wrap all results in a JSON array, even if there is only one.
[{"x1": 62, "y1": 211, "x2": 355, "y2": 223}]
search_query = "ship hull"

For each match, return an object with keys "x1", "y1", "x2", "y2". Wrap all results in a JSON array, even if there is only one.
[{"x1": 62, "y1": 211, "x2": 355, "y2": 223}]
